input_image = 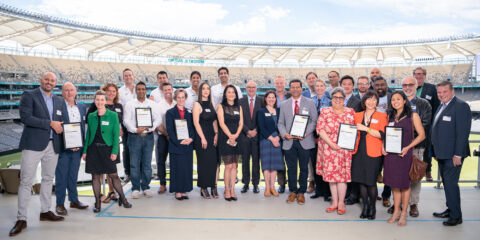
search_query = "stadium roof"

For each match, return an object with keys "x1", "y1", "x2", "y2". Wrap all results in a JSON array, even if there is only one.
[{"x1": 1, "y1": 4, "x2": 480, "y2": 63}]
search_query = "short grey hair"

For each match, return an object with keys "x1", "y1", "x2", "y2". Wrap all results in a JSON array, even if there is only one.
[
  {"x1": 62, "y1": 81, "x2": 76, "y2": 91},
  {"x1": 413, "y1": 67, "x2": 427, "y2": 75},
  {"x1": 331, "y1": 87, "x2": 346, "y2": 98},
  {"x1": 401, "y1": 77, "x2": 417, "y2": 86}
]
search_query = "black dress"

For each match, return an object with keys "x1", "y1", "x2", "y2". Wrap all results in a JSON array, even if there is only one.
[
  {"x1": 194, "y1": 101, "x2": 218, "y2": 188},
  {"x1": 85, "y1": 113, "x2": 117, "y2": 174},
  {"x1": 351, "y1": 118, "x2": 382, "y2": 186},
  {"x1": 218, "y1": 103, "x2": 241, "y2": 163}
]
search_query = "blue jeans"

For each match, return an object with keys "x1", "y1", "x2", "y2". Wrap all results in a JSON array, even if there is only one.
[
  {"x1": 284, "y1": 140, "x2": 310, "y2": 194},
  {"x1": 55, "y1": 149, "x2": 82, "y2": 205},
  {"x1": 128, "y1": 133, "x2": 154, "y2": 191}
]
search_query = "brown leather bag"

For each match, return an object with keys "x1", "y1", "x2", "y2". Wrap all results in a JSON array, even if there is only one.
[{"x1": 409, "y1": 154, "x2": 427, "y2": 182}]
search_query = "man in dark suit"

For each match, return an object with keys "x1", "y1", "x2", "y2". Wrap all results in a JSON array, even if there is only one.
[
  {"x1": 414, "y1": 67, "x2": 440, "y2": 181},
  {"x1": 10, "y1": 72, "x2": 65, "y2": 237},
  {"x1": 431, "y1": 81, "x2": 471, "y2": 226},
  {"x1": 54, "y1": 82, "x2": 88, "y2": 216},
  {"x1": 240, "y1": 81, "x2": 262, "y2": 193}
]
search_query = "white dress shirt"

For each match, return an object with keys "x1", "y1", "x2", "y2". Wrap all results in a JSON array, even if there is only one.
[
  {"x1": 123, "y1": 98, "x2": 162, "y2": 134},
  {"x1": 211, "y1": 83, "x2": 243, "y2": 108},
  {"x1": 64, "y1": 100, "x2": 81, "y2": 123},
  {"x1": 157, "y1": 98, "x2": 176, "y2": 135},
  {"x1": 184, "y1": 87, "x2": 198, "y2": 111},
  {"x1": 150, "y1": 86, "x2": 177, "y2": 103},
  {"x1": 118, "y1": 85, "x2": 136, "y2": 107}
]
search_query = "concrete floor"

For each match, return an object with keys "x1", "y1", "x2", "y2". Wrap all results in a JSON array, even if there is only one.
[{"x1": 1, "y1": 185, "x2": 480, "y2": 240}]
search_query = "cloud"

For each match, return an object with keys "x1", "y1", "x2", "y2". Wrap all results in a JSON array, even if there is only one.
[{"x1": 259, "y1": 6, "x2": 290, "y2": 20}]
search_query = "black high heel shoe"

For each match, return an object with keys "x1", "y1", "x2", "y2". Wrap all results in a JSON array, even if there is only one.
[
  {"x1": 367, "y1": 204, "x2": 376, "y2": 220},
  {"x1": 211, "y1": 187, "x2": 219, "y2": 199},
  {"x1": 201, "y1": 188, "x2": 211, "y2": 199},
  {"x1": 93, "y1": 201, "x2": 101, "y2": 213},
  {"x1": 118, "y1": 198, "x2": 132, "y2": 208},
  {"x1": 360, "y1": 203, "x2": 369, "y2": 219}
]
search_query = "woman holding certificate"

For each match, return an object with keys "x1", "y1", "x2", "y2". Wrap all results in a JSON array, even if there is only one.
[
  {"x1": 82, "y1": 90, "x2": 131, "y2": 213},
  {"x1": 351, "y1": 91, "x2": 388, "y2": 220},
  {"x1": 257, "y1": 91, "x2": 284, "y2": 197},
  {"x1": 217, "y1": 85, "x2": 243, "y2": 201},
  {"x1": 193, "y1": 82, "x2": 219, "y2": 199},
  {"x1": 383, "y1": 91, "x2": 425, "y2": 226},
  {"x1": 166, "y1": 89, "x2": 195, "y2": 200},
  {"x1": 316, "y1": 87, "x2": 355, "y2": 215}
]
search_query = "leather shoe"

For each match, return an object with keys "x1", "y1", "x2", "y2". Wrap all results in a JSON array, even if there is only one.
[
  {"x1": 310, "y1": 193, "x2": 321, "y2": 199},
  {"x1": 123, "y1": 175, "x2": 130, "y2": 183},
  {"x1": 297, "y1": 193, "x2": 305, "y2": 205},
  {"x1": 345, "y1": 197, "x2": 359, "y2": 205},
  {"x1": 443, "y1": 218, "x2": 462, "y2": 226},
  {"x1": 56, "y1": 205, "x2": 68, "y2": 216},
  {"x1": 425, "y1": 171, "x2": 433, "y2": 182},
  {"x1": 387, "y1": 205, "x2": 394, "y2": 214},
  {"x1": 278, "y1": 185, "x2": 285, "y2": 194},
  {"x1": 286, "y1": 193, "x2": 297, "y2": 204},
  {"x1": 307, "y1": 181, "x2": 315, "y2": 193},
  {"x1": 40, "y1": 211, "x2": 64, "y2": 221},
  {"x1": 158, "y1": 185, "x2": 167, "y2": 194},
  {"x1": 409, "y1": 204, "x2": 419, "y2": 217},
  {"x1": 241, "y1": 185, "x2": 249, "y2": 193},
  {"x1": 433, "y1": 209, "x2": 450, "y2": 218},
  {"x1": 382, "y1": 198, "x2": 391, "y2": 207},
  {"x1": 253, "y1": 185, "x2": 260, "y2": 194},
  {"x1": 324, "y1": 196, "x2": 332, "y2": 202},
  {"x1": 70, "y1": 201, "x2": 88, "y2": 209},
  {"x1": 9, "y1": 220, "x2": 27, "y2": 236}
]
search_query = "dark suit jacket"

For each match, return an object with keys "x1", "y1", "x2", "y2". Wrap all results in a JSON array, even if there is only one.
[
  {"x1": 240, "y1": 96, "x2": 262, "y2": 138},
  {"x1": 345, "y1": 94, "x2": 362, "y2": 112},
  {"x1": 419, "y1": 82, "x2": 440, "y2": 118},
  {"x1": 431, "y1": 96, "x2": 471, "y2": 159},
  {"x1": 166, "y1": 107, "x2": 194, "y2": 154},
  {"x1": 257, "y1": 107, "x2": 279, "y2": 140},
  {"x1": 19, "y1": 88, "x2": 65, "y2": 153},
  {"x1": 60, "y1": 101, "x2": 87, "y2": 151}
]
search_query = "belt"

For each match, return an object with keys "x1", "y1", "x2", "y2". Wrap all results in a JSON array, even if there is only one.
[{"x1": 136, "y1": 132, "x2": 153, "y2": 137}]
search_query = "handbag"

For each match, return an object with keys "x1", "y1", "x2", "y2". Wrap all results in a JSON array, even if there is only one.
[{"x1": 408, "y1": 117, "x2": 427, "y2": 181}]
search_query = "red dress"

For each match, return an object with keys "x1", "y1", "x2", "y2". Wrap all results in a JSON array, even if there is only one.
[{"x1": 316, "y1": 107, "x2": 355, "y2": 183}]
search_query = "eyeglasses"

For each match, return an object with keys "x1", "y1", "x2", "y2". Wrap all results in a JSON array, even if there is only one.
[
  {"x1": 357, "y1": 83, "x2": 370, "y2": 86},
  {"x1": 402, "y1": 83, "x2": 416, "y2": 88},
  {"x1": 332, "y1": 96, "x2": 345, "y2": 100},
  {"x1": 414, "y1": 73, "x2": 426, "y2": 76}
]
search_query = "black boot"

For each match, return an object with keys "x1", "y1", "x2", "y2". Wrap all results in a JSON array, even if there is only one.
[
  {"x1": 360, "y1": 202, "x2": 369, "y2": 219},
  {"x1": 367, "y1": 203, "x2": 376, "y2": 220}
]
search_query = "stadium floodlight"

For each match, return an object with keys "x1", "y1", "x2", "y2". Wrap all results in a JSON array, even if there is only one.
[{"x1": 45, "y1": 24, "x2": 52, "y2": 34}]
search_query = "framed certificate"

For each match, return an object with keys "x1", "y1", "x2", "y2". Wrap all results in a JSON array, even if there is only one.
[
  {"x1": 135, "y1": 108, "x2": 153, "y2": 128},
  {"x1": 289, "y1": 114, "x2": 309, "y2": 138},
  {"x1": 336, "y1": 123, "x2": 357, "y2": 151},
  {"x1": 174, "y1": 119, "x2": 189, "y2": 140},
  {"x1": 385, "y1": 126, "x2": 403, "y2": 154},
  {"x1": 63, "y1": 122, "x2": 83, "y2": 150}
]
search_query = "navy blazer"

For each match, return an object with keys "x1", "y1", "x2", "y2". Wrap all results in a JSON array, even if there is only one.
[
  {"x1": 60, "y1": 101, "x2": 87, "y2": 151},
  {"x1": 257, "y1": 107, "x2": 280, "y2": 140},
  {"x1": 166, "y1": 106, "x2": 195, "y2": 154},
  {"x1": 19, "y1": 88, "x2": 65, "y2": 153},
  {"x1": 431, "y1": 96, "x2": 471, "y2": 159}
]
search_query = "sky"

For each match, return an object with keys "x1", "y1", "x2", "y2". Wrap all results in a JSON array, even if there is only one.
[{"x1": 2, "y1": 0, "x2": 480, "y2": 43}]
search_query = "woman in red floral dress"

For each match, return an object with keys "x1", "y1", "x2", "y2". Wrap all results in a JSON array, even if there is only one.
[{"x1": 317, "y1": 87, "x2": 355, "y2": 215}]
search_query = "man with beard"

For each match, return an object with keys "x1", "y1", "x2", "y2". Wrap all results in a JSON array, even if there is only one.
[
  {"x1": 355, "y1": 76, "x2": 370, "y2": 99},
  {"x1": 326, "y1": 71, "x2": 340, "y2": 96},
  {"x1": 211, "y1": 67, "x2": 242, "y2": 108},
  {"x1": 150, "y1": 71, "x2": 175, "y2": 102}
]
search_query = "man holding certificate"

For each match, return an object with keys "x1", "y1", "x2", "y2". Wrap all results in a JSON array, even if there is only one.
[
  {"x1": 123, "y1": 82, "x2": 162, "y2": 199},
  {"x1": 55, "y1": 82, "x2": 88, "y2": 216},
  {"x1": 278, "y1": 79, "x2": 318, "y2": 205}
]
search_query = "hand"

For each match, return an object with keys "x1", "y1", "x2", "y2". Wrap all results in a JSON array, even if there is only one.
[
  {"x1": 110, "y1": 154, "x2": 117, "y2": 161},
  {"x1": 284, "y1": 133, "x2": 294, "y2": 140},
  {"x1": 228, "y1": 139, "x2": 237, "y2": 147},
  {"x1": 228, "y1": 135, "x2": 236, "y2": 144},
  {"x1": 51, "y1": 121, "x2": 63, "y2": 134},
  {"x1": 201, "y1": 137, "x2": 208, "y2": 149},
  {"x1": 330, "y1": 143, "x2": 341, "y2": 151},
  {"x1": 248, "y1": 129, "x2": 257, "y2": 138},
  {"x1": 71, "y1": 148, "x2": 80, "y2": 152},
  {"x1": 120, "y1": 128, "x2": 124, "y2": 137},
  {"x1": 452, "y1": 156, "x2": 462, "y2": 167},
  {"x1": 356, "y1": 123, "x2": 368, "y2": 132},
  {"x1": 214, "y1": 134, "x2": 218, "y2": 147},
  {"x1": 82, "y1": 154, "x2": 86, "y2": 161},
  {"x1": 399, "y1": 147, "x2": 409, "y2": 157},
  {"x1": 382, "y1": 147, "x2": 387, "y2": 156},
  {"x1": 136, "y1": 127, "x2": 147, "y2": 133}
]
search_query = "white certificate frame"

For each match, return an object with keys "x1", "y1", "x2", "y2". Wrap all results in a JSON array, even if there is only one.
[
  {"x1": 63, "y1": 122, "x2": 83, "y2": 150},
  {"x1": 289, "y1": 114, "x2": 309, "y2": 138},
  {"x1": 385, "y1": 126, "x2": 403, "y2": 154},
  {"x1": 336, "y1": 123, "x2": 358, "y2": 151},
  {"x1": 135, "y1": 108, "x2": 153, "y2": 128},
  {"x1": 174, "y1": 119, "x2": 190, "y2": 140}
]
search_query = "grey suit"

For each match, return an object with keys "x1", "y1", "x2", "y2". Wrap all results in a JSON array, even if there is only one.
[{"x1": 278, "y1": 96, "x2": 318, "y2": 193}]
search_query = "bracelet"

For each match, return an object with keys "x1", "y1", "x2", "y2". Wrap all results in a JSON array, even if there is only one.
[{"x1": 367, "y1": 128, "x2": 372, "y2": 134}]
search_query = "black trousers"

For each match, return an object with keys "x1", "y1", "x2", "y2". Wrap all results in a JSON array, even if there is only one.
[
  {"x1": 277, "y1": 153, "x2": 287, "y2": 186},
  {"x1": 156, "y1": 134, "x2": 169, "y2": 186},
  {"x1": 241, "y1": 136, "x2": 260, "y2": 186},
  {"x1": 121, "y1": 129, "x2": 131, "y2": 176},
  {"x1": 310, "y1": 146, "x2": 330, "y2": 197},
  {"x1": 438, "y1": 158, "x2": 463, "y2": 219}
]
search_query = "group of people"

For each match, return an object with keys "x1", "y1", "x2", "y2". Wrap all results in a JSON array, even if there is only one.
[{"x1": 9, "y1": 66, "x2": 472, "y2": 236}]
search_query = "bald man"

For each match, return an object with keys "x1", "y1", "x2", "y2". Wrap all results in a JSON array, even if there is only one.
[
  {"x1": 54, "y1": 82, "x2": 89, "y2": 216},
  {"x1": 10, "y1": 73, "x2": 66, "y2": 236}
]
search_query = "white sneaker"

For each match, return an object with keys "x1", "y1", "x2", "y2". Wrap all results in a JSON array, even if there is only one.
[
  {"x1": 132, "y1": 190, "x2": 140, "y2": 199},
  {"x1": 143, "y1": 189, "x2": 153, "y2": 198}
]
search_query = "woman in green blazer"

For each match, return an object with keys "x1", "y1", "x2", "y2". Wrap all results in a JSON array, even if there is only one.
[{"x1": 82, "y1": 90, "x2": 131, "y2": 213}]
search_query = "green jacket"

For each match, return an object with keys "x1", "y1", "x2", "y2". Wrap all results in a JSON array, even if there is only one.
[{"x1": 83, "y1": 109, "x2": 120, "y2": 155}]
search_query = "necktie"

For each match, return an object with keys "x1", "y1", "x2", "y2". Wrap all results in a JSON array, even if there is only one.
[
  {"x1": 250, "y1": 98, "x2": 254, "y2": 118},
  {"x1": 295, "y1": 100, "x2": 299, "y2": 115},
  {"x1": 433, "y1": 103, "x2": 445, "y2": 127}
]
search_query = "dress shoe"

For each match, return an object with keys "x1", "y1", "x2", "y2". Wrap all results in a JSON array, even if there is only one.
[
  {"x1": 157, "y1": 185, "x2": 167, "y2": 194},
  {"x1": 382, "y1": 198, "x2": 391, "y2": 207},
  {"x1": 443, "y1": 218, "x2": 462, "y2": 226},
  {"x1": 278, "y1": 185, "x2": 285, "y2": 194},
  {"x1": 307, "y1": 181, "x2": 315, "y2": 193},
  {"x1": 425, "y1": 171, "x2": 433, "y2": 182},
  {"x1": 388, "y1": 205, "x2": 394, "y2": 214},
  {"x1": 241, "y1": 185, "x2": 249, "y2": 193},
  {"x1": 324, "y1": 196, "x2": 332, "y2": 202},
  {"x1": 123, "y1": 175, "x2": 130, "y2": 183},
  {"x1": 433, "y1": 209, "x2": 450, "y2": 218},
  {"x1": 345, "y1": 197, "x2": 360, "y2": 205},
  {"x1": 367, "y1": 204, "x2": 376, "y2": 220},
  {"x1": 310, "y1": 193, "x2": 321, "y2": 199},
  {"x1": 9, "y1": 220, "x2": 27, "y2": 237},
  {"x1": 286, "y1": 193, "x2": 297, "y2": 204},
  {"x1": 70, "y1": 201, "x2": 88, "y2": 209},
  {"x1": 377, "y1": 173, "x2": 383, "y2": 183},
  {"x1": 56, "y1": 205, "x2": 68, "y2": 216},
  {"x1": 211, "y1": 187, "x2": 219, "y2": 199},
  {"x1": 253, "y1": 185, "x2": 260, "y2": 193},
  {"x1": 119, "y1": 198, "x2": 132, "y2": 208},
  {"x1": 40, "y1": 211, "x2": 64, "y2": 221},
  {"x1": 376, "y1": 196, "x2": 382, "y2": 201},
  {"x1": 297, "y1": 193, "x2": 305, "y2": 205},
  {"x1": 93, "y1": 201, "x2": 101, "y2": 213},
  {"x1": 182, "y1": 195, "x2": 189, "y2": 200},
  {"x1": 409, "y1": 204, "x2": 419, "y2": 217},
  {"x1": 360, "y1": 203, "x2": 368, "y2": 219}
]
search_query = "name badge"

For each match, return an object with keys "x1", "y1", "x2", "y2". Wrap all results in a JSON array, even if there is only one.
[
  {"x1": 388, "y1": 122, "x2": 394, "y2": 126},
  {"x1": 101, "y1": 121, "x2": 109, "y2": 126},
  {"x1": 205, "y1": 109, "x2": 211, "y2": 113},
  {"x1": 442, "y1": 116, "x2": 451, "y2": 122},
  {"x1": 115, "y1": 108, "x2": 121, "y2": 112},
  {"x1": 233, "y1": 111, "x2": 239, "y2": 115},
  {"x1": 56, "y1": 110, "x2": 62, "y2": 115},
  {"x1": 302, "y1": 110, "x2": 309, "y2": 115},
  {"x1": 371, "y1": 119, "x2": 379, "y2": 124},
  {"x1": 425, "y1": 95, "x2": 432, "y2": 100},
  {"x1": 83, "y1": 116, "x2": 86, "y2": 121},
  {"x1": 265, "y1": 113, "x2": 271, "y2": 117},
  {"x1": 412, "y1": 106, "x2": 416, "y2": 111},
  {"x1": 188, "y1": 109, "x2": 192, "y2": 113}
]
